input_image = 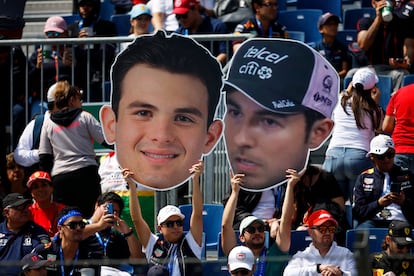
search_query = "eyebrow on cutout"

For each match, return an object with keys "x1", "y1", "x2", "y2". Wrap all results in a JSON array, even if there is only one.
[
  {"x1": 126, "y1": 101, "x2": 203, "y2": 118},
  {"x1": 226, "y1": 97, "x2": 288, "y2": 119}
]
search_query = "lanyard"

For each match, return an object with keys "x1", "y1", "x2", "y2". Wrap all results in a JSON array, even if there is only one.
[
  {"x1": 254, "y1": 248, "x2": 266, "y2": 276},
  {"x1": 256, "y1": 19, "x2": 273, "y2": 38},
  {"x1": 60, "y1": 247, "x2": 79, "y2": 276},
  {"x1": 95, "y1": 230, "x2": 111, "y2": 257}
]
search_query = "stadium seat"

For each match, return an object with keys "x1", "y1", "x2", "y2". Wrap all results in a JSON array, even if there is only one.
[
  {"x1": 289, "y1": 230, "x2": 312, "y2": 255},
  {"x1": 336, "y1": 29, "x2": 357, "y2": 47},
  {"x1": 343, "y1": 7, "x2": 375, "y2": 30},
  {"x1": 62, "y1": 14, "x2": 81, "y2": 25},
  {"x1": 287, "y1": 31, "x2": 305, "y2": 42},
  {"x1": 346, "y1": 228, "x2": 387, "y2": 253},
  {"x1": 110, "y1": 14, "x2": 131, "y2": 36},
  {"x1": 297, "y1": 0, "x2": 343, "y2": 21},
  {"x1": 179, "y1": 203, "x2": 224, "y2": 250},
  {"x1": 402, "y1": 74, "x2": 414, "y2": 87},
  {"x1": 278, "y1": 9, "x2": 323, "y2": 45},
  {"x1": 100, "y1": 0, "x2": 115, "y2": 21}
]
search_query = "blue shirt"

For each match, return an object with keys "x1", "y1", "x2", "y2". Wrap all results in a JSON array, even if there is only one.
[{"x1": 0, "y1": 220, "x2": 50, "y2": 276}]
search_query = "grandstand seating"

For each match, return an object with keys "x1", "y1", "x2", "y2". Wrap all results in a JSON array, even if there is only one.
[
  {"x1": 111, "y1": 14, "x2": 131, "y2": 36},
  {"x1": 278, "y1": 9, "x2": 323, "y2": 45},
  {"x1": 336, "y1": 29, "x2": 357, "y2": 47},
  {"x1": 287, "y1": 30, "x2": 305, "y2": 42},
  {"x1": 346, "y1": 228, "x2": 388, "y2": 253},
  {"x1": 179, "y1": 204, "x2": 224, "y2": 250},
  {"x1": 343, "y1": 7, "x2": 375, "y2": 30},
  {"x1": 297, "y1": 0, "x2": 343, "y2": 21},
  {"x1": 289, "y1": 230, "x2": 312, "y2": 255},
  {"x1": 402, "y1": 74, "x2": 414, "y2": 87}
]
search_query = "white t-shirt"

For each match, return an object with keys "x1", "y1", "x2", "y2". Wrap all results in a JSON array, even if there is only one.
[
  {"x1": 147, "y1": 0, "x2": 179, "y2": 31},
  {"x1": 327, "y1": 95, "x2": 375, "y2": 152}
]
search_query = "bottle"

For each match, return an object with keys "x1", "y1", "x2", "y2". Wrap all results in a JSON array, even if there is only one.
[{"x1": 382, "y1": 0, "x2": 393, "y2": 22}]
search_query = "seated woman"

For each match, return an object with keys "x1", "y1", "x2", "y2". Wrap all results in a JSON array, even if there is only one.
[{"x1": 27, "y1": 170, "x2": 65, "y2": 237}]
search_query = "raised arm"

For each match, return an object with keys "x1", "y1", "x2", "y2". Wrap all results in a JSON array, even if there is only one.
[
  {"x1": 221, "y1": 171, "x2": 244, "y2": 256},
  {"x1": 189, "y1": 160, "x2": 204, "y2": 247},
  {"x1": 275, "y1": 169, "x2": 301, "y2": 253},
  {"x1": 123, "y1": 169, "x2": 152, "y2": 249}
]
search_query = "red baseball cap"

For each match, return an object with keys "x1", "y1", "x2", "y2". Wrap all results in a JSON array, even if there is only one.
[
  {"x1": 307, "y1": 209, "x2": 338, "y2": 228},
  {"x1": 27, "y1": 171, "x2": 52, "y2": 189},
  {"x1": 173, "y1": 0, "x2": 199, "y2": 14}
]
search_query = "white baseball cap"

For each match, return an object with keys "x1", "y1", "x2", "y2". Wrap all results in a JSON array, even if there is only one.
[
  {"x1": 47, "y1": 83, "x2": 57, "y2": 102},
  {"x1": 239, "y1": 216, "x2": 265, "y2": 234},
  {"x1": 367, "y1": 134, "x2": 395, "y2": 156},
  {"x1": 228, "y1": 246, "x2": 255, "y2": 272},
  {"x1": 352, "y1": 67, "x2": 379, "y2": 90},
  {"x1": 157, "y1": 205, "x2": 185, "y2": 226}
]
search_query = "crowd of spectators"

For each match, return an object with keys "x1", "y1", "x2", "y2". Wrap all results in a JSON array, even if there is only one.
[{"x1": 2, "y1": 0, "x2": 414, "y2": 275}]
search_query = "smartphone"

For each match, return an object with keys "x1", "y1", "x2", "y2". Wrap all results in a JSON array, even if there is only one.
[
  {"x1": 390, "y1": 182, "x2": 401, "y2": 193},
  {"x1": 106, "y1": 203, "x2": 113, "y2": 215}
]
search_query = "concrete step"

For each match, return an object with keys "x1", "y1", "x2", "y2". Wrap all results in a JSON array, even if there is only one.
[{"x1": 23, "y1": 0, "x2": 73, "y2": 38}]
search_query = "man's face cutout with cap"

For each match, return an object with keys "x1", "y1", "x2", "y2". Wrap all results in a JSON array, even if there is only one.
[{"x1": 223, "y1": 38, "x2": 339, "y2": 191}]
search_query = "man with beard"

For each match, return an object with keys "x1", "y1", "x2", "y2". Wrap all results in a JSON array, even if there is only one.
[
  {"x1": 221, "y1": 168, "x2": 300, "y2": 275},
  {"x1": 283, "y1": 209, "x2": 356, "y2": 275}
]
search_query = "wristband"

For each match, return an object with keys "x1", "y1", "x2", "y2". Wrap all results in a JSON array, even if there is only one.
[{"x1": 122, "y1": 228, "x2": 134, "y2": 238}]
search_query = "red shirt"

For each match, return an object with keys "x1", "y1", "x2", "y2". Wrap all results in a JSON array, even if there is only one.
[
  {"x1": 29, "y1": 201, "x2": 66, "y2": 237},
  {"x1": 386, "y1": 84, "x2": 414, "y2": 153}
]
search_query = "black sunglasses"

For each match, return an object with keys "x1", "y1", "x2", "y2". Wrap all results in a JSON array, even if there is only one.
[
  {"x1": 161, "y1": 219, "x2": 184, "y2": 228},
  {"x1": 63, "y1": 220, "x2": 86, "y2": 230},
  {"x1": 176, "y1": 13, "x2": 188, "y2": 20},
  {"x1": 374, "y1": 150, "x2": 395, "y2": 160},
  {"x1": 244, "y1": 224, "x2": 265, "y2": 234}
]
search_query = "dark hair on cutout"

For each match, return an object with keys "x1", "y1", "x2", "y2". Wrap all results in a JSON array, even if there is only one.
[{"x1": 110, "y1": 30, "x2": 223, "y2": 127}]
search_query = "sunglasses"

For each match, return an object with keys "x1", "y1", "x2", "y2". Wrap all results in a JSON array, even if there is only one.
[
  {"x1": 63, "y1": 220, "x2": 86, "y2": 230},
  {"x1": 231, "y1": 268, "x2": 250, "y2": 275},
  {"x1": 261, "y1": 2, "x2": 278, "y2": 7},
  {"x1": 244, "y1": 224, "x2": 265, "y2": 234},
  {"x1": 396, "y1": 243, "x2": 410, "y2": 250},
  {"x1": 161, "y1": 219, "x2": 184, "y2": 228},
  {"x1": 46, "y1": 31, "x2": 61, "y2": 38},
  {"x1": 373, "y1": 151, "x2": 395, "y2": 160},
  {"x1": 312, "y1": 225, "x2": 337, "y2": 234},
  {"x1": 176, "y1": 13, "x2": 189, "y2": 20}
]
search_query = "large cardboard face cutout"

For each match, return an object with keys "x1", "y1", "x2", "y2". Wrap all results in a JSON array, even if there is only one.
[
  {"x1": 100, "y1": 31, "x2": 223, "y2": 190},
  {"x1": 223, "y1": 38, "x2": 339, "y2": 191}
]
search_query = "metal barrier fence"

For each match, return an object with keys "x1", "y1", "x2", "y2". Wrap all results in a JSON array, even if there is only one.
[{"x1": 0, "y1": 34, "x2": 253, "y2": 209}]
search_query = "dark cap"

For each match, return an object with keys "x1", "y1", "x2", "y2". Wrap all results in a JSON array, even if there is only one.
[
  {"x1": 147, "y1": 265, "x2": 169, "y2": 276},
  {"x1": 224, "y1": 38, "x2": 339, "y2": 118},
  {"x1": 317, "y1": 12, "x2": 340, "y2": 29},
  {"x1": 21, "y1": 252, "x2": 50, "y2": 271},
  {"x1": 2, "y1": 193, "x2": 31, "y2": 209},
  {"x1": 388, "y1": 220, "x2": 414, "y2": 246}
]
